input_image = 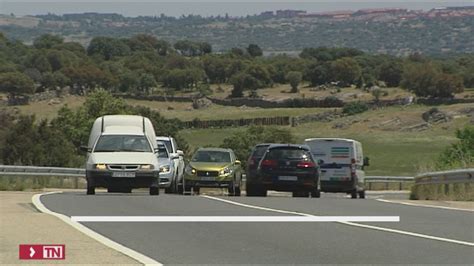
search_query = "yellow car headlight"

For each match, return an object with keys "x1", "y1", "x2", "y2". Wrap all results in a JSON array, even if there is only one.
[
  {"x1": 95, "y1": 164, "x2": 107, "y2": 170},
  {"x1": 219, "y1": 167, "x2": 232, "y2": 175}
]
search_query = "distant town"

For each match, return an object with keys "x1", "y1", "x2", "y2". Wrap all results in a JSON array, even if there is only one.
[{"x1": 262, "y1": 6, "x2": 474, "y2": 20}]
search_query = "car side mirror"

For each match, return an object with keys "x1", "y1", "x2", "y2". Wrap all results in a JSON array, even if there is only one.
[
  {"x1": 317, "y1": 159, "x2": 324, "y2": 165},
  {"x1": 171, "y1": 154, "x2": 179, "y2": 160},
  {"x1": 235, "y1": 160, "x2": 241, "y2": 165},
  {"x1": 154, "y1": 148, "x2": 159, "y2": 153},
  {"x1": 177, "y1": 150, "x2": 184, "y2": 157},
  {"x1": 363, "y1": 157, "x2": 370, "y2": 167},
  {"x1": 80, "y1": 145, "x2": 91, "y2": 152}
]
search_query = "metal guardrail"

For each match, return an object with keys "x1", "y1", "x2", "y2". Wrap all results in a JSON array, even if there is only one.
[
  {"x1": 0, "y1": 165, "x2": 85, "y2": 177},
  {"x1": 415, "y1": 168, "x2": 474, "y2": 185},
  {"x1": 364, "y1": 176, "x2": 414, "y2": 190},
  {"x1": 1, "y1": 165, "x2": 471, "y2": 191}
]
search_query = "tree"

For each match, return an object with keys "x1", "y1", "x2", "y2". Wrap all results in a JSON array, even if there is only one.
[
  {"x1": 137, "y1": 73, "x2": 157, "y2": 94},
  {"x1": 437, "y1": 126, "x2": 473, "y2": 169},
  {"x1": 330, "y1": 58, "x2": 362, "y2": 87},
  {"x1": 286, "y1": 71, "x2": 302, "y2": 93},
  {"x1": 41, "y1": 71, "x2": 70, "y2": 90},
  {"x1": 87, "y1": 37, "x2": 131, "y2": 60},
  {"x1": 246, "y1": 44, "x2": 263, "y2": 57},
  {"x1": 229, "y1": 72, "x2": 259, "y2": 97},
  {"x1": 304, "y1": 62, "x2": 332, "y2": 86},
  {"x1": 220, "y1": 126, "x2": 294, "y2": 169},
  {"x1": 401, "y1": 63, "x2": 464, "y2": 97},
  {"x1": 0, "y1": 72, "x2": 35, "y2": 96},
  {"x1": 379, "y1": 61, "x2": 403, "y2": 87},
  {"x1": 33, "y1": 34, "x2": 63, "y2": 49}
]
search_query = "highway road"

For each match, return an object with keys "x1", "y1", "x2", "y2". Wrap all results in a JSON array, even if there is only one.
[{"x1": 40, "y1": 191, "x2": 474, "y2": 265}]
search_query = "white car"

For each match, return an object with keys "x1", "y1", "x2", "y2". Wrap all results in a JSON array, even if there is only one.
[
  {"x1": 156, "y1": 136, "x2": 185, "y2": 193},
  {"x1": 83, "y1": 115, "x2": 160, "y2": 195}
]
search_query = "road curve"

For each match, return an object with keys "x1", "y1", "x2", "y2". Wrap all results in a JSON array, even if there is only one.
[{"x1": 40, "y1": 192, "x2": 474, "y2": 265}]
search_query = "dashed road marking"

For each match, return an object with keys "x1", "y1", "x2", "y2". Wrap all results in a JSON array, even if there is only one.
[{"x1": 202, "y1": 195, "x2": 474, "y2": 247}]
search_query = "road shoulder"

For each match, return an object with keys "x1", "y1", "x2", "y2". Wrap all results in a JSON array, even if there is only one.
[{"x1": 0, "y1": 191, "x2": 140, "y2": 265}]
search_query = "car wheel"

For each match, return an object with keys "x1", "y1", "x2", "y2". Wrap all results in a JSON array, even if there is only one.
[
  {"x1": 358, "y1": 190, "x2": 366, "y2": 199},
  {"x1": 193, "y1": 187, "x2": 200, "y2": 195},
  {"x1": 149, "y1": 186, "x2": 159, "y2": 195},
  {"x1": 228, "y1": 181, "x2": 236, "y2": 196},
  {"x1": 351, "y1": 189, "x2": 358, "y2": 199},
  {"x1": 311, "y1": 189, "x2": 321, "y2": 198},
  {"x1": 184, "y1": 185, "x2": 192, "y2": 195},
  {"x1": 177, "y1": 184, "x2": 184, "y2": 195},
  {"x1": 86, "y1": 186, "x2": 95, "y2": 195},
  {"x1": 293, "y1": 191, "x2": 309, "y2": 197},
  {"x1": 165, "y1": 183, "x2": 173, "y2": 194}
]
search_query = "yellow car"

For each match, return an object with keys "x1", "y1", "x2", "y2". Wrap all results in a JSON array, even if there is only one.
[{"x1": 184, "y1": 148, "x2": 242, "y2": 196}]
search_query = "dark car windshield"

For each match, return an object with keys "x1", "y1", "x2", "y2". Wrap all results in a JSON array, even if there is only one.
[
  {"x1": 94, "y1": 135, "x2": 152, "y2": 152},
  {"x1": 192, "y1": 151, "x2": 231, "y2": 163},
  {"x1": 265, "y1": 148, "x2": 312, "y2": 160},
  {"x1": 157, "y1": 144, "x2": 169, "y2": 158}
]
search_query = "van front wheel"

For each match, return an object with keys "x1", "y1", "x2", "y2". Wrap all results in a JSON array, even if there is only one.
[{"x1": 358, "y1": 190, "x2": 366, "y2": 199}]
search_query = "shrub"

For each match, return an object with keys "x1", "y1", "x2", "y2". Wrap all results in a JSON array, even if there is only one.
[{"x1": 342, "y1": 101, "x2": 369, "y2": 115}]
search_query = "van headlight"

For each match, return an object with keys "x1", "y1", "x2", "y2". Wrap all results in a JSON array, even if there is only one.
[
  {"x1": 95, "y1": 164, "x2": 107, "y2": 170},
  {"x1": 140, "y1": 164, "x2": 154, "y2": 171},
  {"x1": 219, "y1": 167, "x2": 232, "y2": 176},
  {"x1": 159, "y1": 165, "x2": 171, "y2": 173}
]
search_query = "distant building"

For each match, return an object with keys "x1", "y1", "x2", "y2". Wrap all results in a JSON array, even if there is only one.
[
  {"x1": 354, "y1": 8, "x2": 407, "y2": 16},
  {"x1": 276, "y1": 10, "x2": 306, "y2": 18},
  {"x1": 260, "y1": 11, "x2": 274, "y2": 17},
  {"x1": 299, "y1": 10, "x2": 354, "y2": 19}
]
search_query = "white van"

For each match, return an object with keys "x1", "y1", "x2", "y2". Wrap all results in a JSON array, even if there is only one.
[
  {"x1": 83, "y1": 115, "x2": 160, "y2": 195},
  {"x1": 304, "y1": 138, "x2": 369, "y2": 198}
]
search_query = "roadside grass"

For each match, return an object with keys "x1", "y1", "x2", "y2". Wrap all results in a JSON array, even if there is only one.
[
  {"x1": 0, "y1": 176, "x2": 86, "y2": 191},
  {"x1": 411, "y1": 183, "x2": 473, "y2": 201}
]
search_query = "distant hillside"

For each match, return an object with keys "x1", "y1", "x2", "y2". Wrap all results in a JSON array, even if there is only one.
[{"x1": 0, "y1": 7, "x2": 473, "y2": 55}]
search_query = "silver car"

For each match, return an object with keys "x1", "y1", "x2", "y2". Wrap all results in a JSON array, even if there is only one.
[
  {"x1": 156, "y1": 141, "x2": 177, "y2": 193},
  {"x1": 156, "y1": 136, "x2": 185, "y2": 193}
]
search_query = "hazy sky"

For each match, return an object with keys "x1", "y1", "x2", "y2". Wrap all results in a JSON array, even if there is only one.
[{"x1": 1, "y1": 1, "x2": 474, "y2": 17}]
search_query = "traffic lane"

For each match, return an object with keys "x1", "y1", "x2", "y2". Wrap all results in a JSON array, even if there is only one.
[
  {"x1": 216, "y1": 195, "x2": 474, "y2": 243},
  {"x1": 40, "y1": 192, "x2": 288, "y2": 217},
  {"x1": 81, "y1": 220, "x2": 474, "y2": 264}
]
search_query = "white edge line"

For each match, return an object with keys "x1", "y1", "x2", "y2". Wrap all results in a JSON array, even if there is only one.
[
  {"x1": 71, "y1": 216, "x2": 400, "y2": 222},
  {"x1": 376, "y1": 199, "x2": 474, "y2": 212},
  {"x1": 201, "y1": 195, "x2": 474, "y2": 247},
  {"x1": 32, "y1": 191, "x2": 162, "y2": 266}
]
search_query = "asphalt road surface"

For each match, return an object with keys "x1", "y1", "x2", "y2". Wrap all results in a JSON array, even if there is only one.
[{"x1": 41, "y1": 191, "x2": 474, "y2": 265}]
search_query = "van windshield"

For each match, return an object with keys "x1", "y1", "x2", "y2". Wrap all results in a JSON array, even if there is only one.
[{"x1": 94, "y1": 135, "x2": 152, "y2": 153}]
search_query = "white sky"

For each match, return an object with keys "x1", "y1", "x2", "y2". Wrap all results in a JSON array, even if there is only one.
[{"x1": 1, "y1": 1, "x2": 473, "y2": 17}]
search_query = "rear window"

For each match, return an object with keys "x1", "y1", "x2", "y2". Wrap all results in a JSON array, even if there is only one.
[
  {"x1": 265, "y1": 148, "x2": 312, "y2": 160},
  {"x1": 251, "y1": 145, "x2": 270, "y2": 158}
]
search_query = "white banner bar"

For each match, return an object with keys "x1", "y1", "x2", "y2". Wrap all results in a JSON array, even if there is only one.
[{"x1": 71, "y1": 216, "x2": 400, "y2": 222}]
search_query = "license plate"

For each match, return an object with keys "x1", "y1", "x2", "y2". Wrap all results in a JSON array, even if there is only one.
[
  {"x1": 112, "y1": 172, "x2": 136, "y2": 178},
  {"x1": 278, "y1": 176, "x2": 298, "y2": 181},
  {"x1": 201, "y1": 176, "x2": 215, "y2": 181}
]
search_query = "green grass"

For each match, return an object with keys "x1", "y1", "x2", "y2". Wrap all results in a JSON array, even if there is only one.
[
  {"x1": 179, "y1": 104, "x2": 471, "y2": 176},
  {"x1": 0, "y1": 176, "x2": 86, "y2": 191}
]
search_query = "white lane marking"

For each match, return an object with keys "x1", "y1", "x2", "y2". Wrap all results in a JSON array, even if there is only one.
[
  {"x1": 32, "y1": 191, "x2": 162, "y2": 266},
  {"x1": 202, "y1": 195, "x2": 474, "y2": 247},
  {"x1": 71, "y1": 216, "x2": 399, "y2": 222},
  {"x1": 376, "y1": 199, "x2": 474, "y2": 212}
]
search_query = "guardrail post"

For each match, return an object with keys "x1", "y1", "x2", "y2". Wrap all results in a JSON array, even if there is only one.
[
  {"x1": 385, "y1": 182, "x2": 389, "y2": 190},
  {"x1": 74, "y1": 177, "x2": 78, "y2": 189},
  {"x1": 399, "y1": 182, "x2": 402, "y2": 190}
]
